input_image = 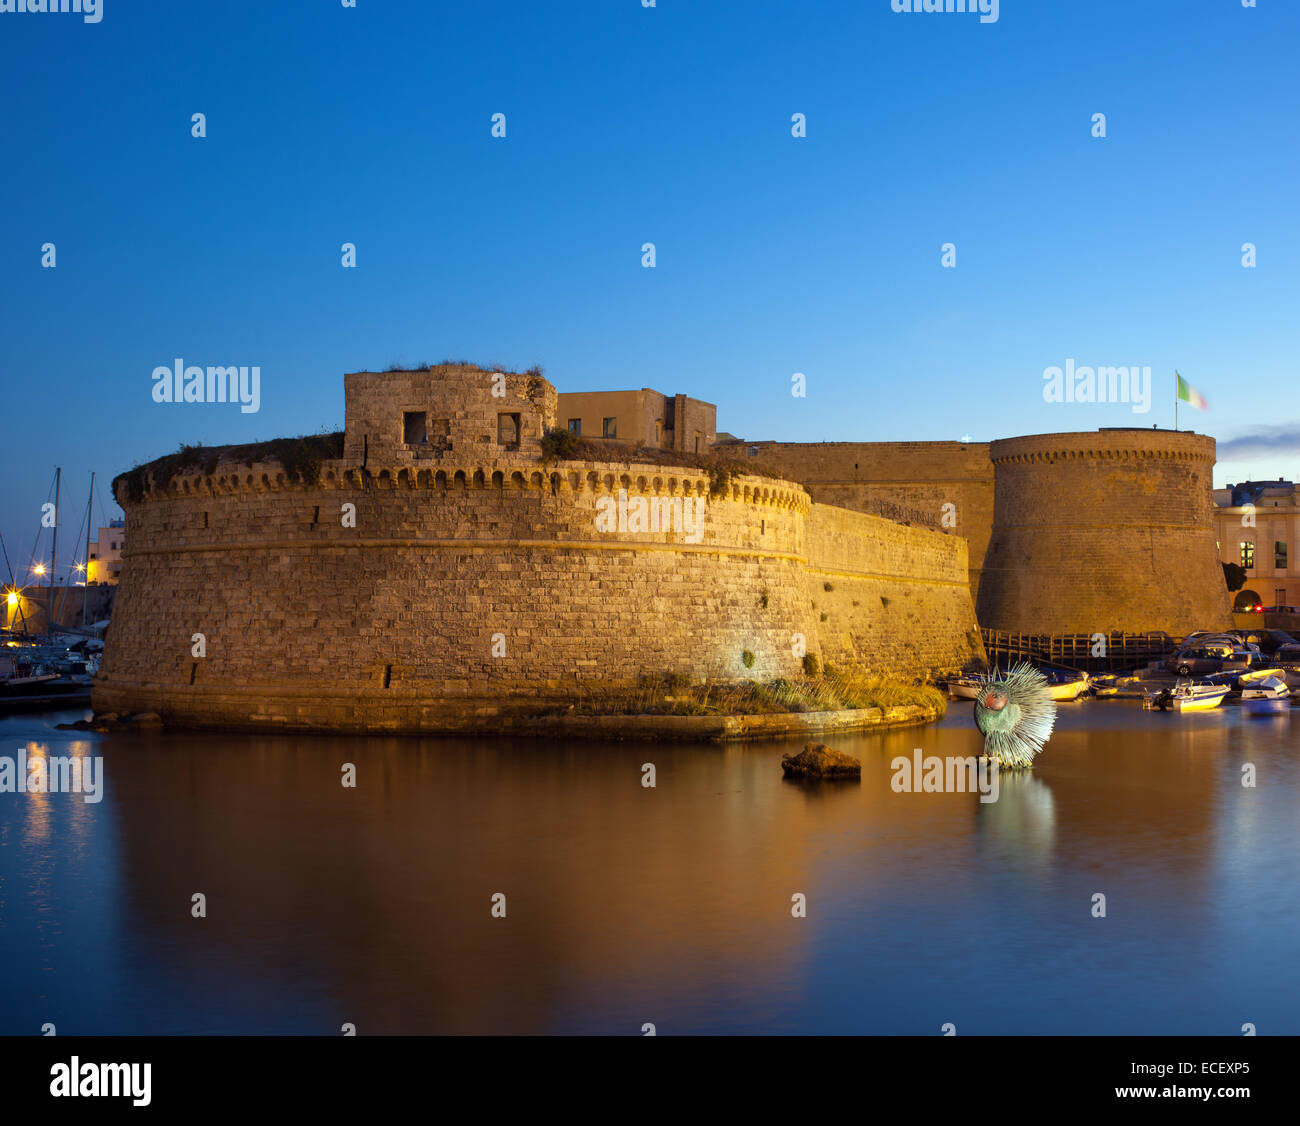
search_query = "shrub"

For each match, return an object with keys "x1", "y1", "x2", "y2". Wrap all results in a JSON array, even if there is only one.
[
  {"x1": 540, "y1": 426, "x2": 580, "y2": 462},
  {"x1": 802, "y1": 653, "x2": 820, "y2": 677},
  {"x1": 742, "y1": 650, "x2": 755, "y2": 669}
]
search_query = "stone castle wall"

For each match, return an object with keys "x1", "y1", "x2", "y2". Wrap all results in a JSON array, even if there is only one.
[
  {"x1": 740, "y1": 432, "x2": 1231, "y2": 638},
  {"x1": 736, "y1": 441, "x2": 996, "y2": 603},
  {"x1": 95, "y1": 439, "x2": 981, "y2": 733},
  {"x1": 977, "y1": 430, "x2": 1233, "y2": 635}
]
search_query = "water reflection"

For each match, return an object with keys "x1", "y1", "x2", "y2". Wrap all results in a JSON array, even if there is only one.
[{"x1": 0, "y1": 702, "x2": 1296, "y2": 1034}]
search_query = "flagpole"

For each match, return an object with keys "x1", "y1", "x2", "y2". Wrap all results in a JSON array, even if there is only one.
[{"x1": 1174, "y1": 371, "x2": 1179, "y2": 432}]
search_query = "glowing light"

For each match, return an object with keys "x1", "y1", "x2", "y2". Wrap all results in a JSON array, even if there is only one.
[
  {"x1": 32, "y1": 564, "x2": 45, "y2": 576},
  {"x1": 5, "y1": 592, "x2": 17, "y2": 609}
]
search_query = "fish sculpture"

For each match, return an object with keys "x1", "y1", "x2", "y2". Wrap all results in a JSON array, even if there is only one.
[{"x1": 973, "y1": 663, "x2": 1057, "y2": 769}]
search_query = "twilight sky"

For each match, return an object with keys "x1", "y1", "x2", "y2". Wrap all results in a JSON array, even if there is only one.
[{"x1": 2, "y1": 0, "x2": 1297, "y2": 580}]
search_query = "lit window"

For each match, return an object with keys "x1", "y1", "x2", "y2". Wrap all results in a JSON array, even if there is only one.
[{"x1": 1241, "y1": 542, "x2": 1256, "y2": 569}]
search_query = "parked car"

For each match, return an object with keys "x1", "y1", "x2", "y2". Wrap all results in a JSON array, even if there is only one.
[
  {"x1": 1276, "y1": 643, "x2": 1300, "y2": 665},
  {"x1": 1232, "y1": 629, "x2": 1296, "y2": 655},
  {"x1": 1167, "y1": 644, "x2": 1244, "y2": 676},
  {"x1": 1184, "y1": 633, "x2": 1257, "y2": 656}
]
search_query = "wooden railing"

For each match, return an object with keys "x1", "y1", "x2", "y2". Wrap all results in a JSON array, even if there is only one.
[{"x1": 981, "y1": 629, "x2": 1178, "y2": 673}]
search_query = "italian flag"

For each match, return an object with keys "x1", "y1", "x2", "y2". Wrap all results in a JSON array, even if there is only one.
[{"x1": 1176, "y1": 371, "x2": 1208, "y2": 410}]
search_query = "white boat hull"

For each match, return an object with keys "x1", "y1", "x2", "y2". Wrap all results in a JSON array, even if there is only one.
[
  {"x1": 1145, "y1": 683, "x2": 1232, "y2": 711},
  {"x1": 1172, "y1": 689, "x2": 1229, "y2": 712},
  {"x1": 1242, "y1": 697, "x2": 1289, "y2": 716}
]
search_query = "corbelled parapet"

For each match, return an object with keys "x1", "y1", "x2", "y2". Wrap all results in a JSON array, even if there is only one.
[{"x1": 977, "y1": 429, "x2": 1232, "y2": 636}]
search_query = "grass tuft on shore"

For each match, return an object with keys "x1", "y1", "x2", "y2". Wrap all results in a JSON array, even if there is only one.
[{"x1": 567, "y1": 670, "x2": 947, "y2": 718}]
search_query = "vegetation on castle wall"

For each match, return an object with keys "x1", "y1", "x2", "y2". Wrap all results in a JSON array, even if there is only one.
[
  {"x1": 115, "y1": 432, "x2": 345, "y2": 501},
  {"x1": 567, "y1": 670, "x2": 947, "y2": 718}
]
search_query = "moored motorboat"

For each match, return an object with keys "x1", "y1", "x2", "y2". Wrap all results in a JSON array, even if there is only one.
[
  {"x1": 1143, "y1": 680, "x2": 1231, "y2": 712},
  {"x1": 946, "y1": 676, "x2": 983, "y2": 700},
  {"x1": 1091, "y1": 673, "x2": 1145, "y2": 698},
  {"x1": 1240, "y1": 676, "x2": 1291, "y2": 716},
  {"x1": 1046, "y1": 672, "x2": 1090, "y2": 701}
]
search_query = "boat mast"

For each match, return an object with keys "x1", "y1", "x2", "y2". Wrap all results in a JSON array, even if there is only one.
[
  {"x1": 81, "y1": 472, "x2": 94, "y2": 629},
  {"x1": 0, "y1": 528, "x2": 30, "y2": 636},
  {"x1": 48, "y1": 466, "x2": 60, "y2": 639}
]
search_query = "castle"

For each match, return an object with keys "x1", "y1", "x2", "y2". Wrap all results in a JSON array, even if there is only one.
[{"x1": 93, "y1": 364, "x2": 1232, "y2": 733}]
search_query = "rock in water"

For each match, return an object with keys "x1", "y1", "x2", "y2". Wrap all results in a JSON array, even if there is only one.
[{"x1": 781, "y1": 742, "x2": 861, "y2": 779}]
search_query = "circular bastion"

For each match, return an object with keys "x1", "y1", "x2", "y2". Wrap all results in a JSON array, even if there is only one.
[{"x1": 975, "y1": 429, "x2": 1233, "y2": 637}]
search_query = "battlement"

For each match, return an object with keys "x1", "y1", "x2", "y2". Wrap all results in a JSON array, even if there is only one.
[{"x1": 989, "y1": 430, "x2": 1218, "y2": 465}]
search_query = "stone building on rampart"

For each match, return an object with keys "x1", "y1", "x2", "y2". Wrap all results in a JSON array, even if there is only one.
[{"x1": 556, "y1": 389, "x2": 716, "y2": 454}]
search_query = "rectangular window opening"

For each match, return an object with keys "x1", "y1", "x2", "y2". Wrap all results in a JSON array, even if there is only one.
[
  {"x1": 403, "y1": 411, "x2": 428, "y2": 445},
  {"x1": 497, "y1": 412, "x2": 521, "y2": 448},
  {"x1": 602, "y1": 417, "x2": 617, "y2": 439}
]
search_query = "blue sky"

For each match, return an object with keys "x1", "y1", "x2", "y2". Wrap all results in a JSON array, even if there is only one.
[{"x1": 2, "y1": 0, "x2": 1297, "y2": 580}]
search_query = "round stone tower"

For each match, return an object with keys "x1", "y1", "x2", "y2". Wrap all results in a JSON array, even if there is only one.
[{"x1": 976, "y1": 429, "x2": 1233, "y2": 636}]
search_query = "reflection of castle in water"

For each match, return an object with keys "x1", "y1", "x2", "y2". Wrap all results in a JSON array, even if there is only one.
[{"x1": 31, "y1": 704, "x2": 1269, "y2": 1034}]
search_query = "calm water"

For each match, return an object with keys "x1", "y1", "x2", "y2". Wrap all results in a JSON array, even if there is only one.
[{"x1": 0, "y1": 700, "x2": 1296, "y2": 1035}]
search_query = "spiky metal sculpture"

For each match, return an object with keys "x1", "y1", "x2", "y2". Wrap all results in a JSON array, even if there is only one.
[{"x1": 973, "y1": 663, "x2": 1057, "y2": 769}]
